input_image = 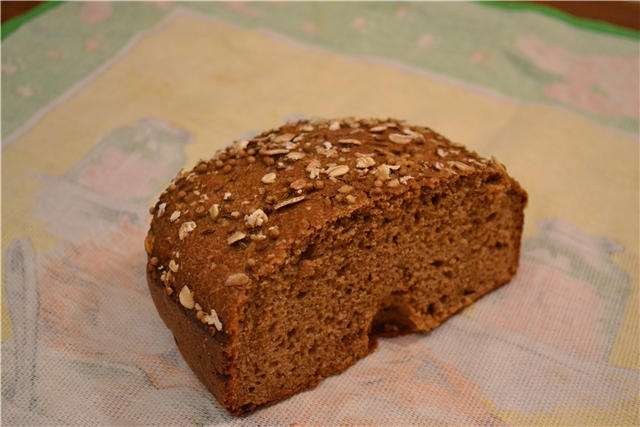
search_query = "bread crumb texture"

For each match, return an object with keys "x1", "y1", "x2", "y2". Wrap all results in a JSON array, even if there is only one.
[{"x1": 145, "y1": 117, "x2": 527, "y2": 414}]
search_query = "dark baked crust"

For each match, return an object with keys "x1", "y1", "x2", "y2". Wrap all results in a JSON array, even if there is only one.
[{"x1": 145, "y1": 117, "x2": 527, "y2": 414}]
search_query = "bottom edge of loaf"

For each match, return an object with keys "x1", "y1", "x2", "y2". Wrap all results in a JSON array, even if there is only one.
[{"x1": 149, "y1": 269, "x2": 516, "y2": 415}]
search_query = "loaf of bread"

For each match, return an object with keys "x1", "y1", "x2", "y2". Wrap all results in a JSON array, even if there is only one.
[{"x1": 145, "y1": 117, "x2": 527, "y2": 414}]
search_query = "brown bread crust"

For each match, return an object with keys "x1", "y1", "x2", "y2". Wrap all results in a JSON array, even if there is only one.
[{"x1": 145, "y1": 117, "x2": 527, "y2": 414}]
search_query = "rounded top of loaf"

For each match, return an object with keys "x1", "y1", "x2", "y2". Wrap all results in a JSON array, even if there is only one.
[{"x1": 145, "y1": 117, "x2": 512, "y2": 333}]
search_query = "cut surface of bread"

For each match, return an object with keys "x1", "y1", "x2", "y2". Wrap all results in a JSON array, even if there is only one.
[{"x1": 145, "y1": 117, "x2": 527, "y2": 414}]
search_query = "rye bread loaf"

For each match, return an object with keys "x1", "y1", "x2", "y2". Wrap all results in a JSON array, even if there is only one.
[{"x1": 145, "y1": 117, "x2": 527, "y2": 414}]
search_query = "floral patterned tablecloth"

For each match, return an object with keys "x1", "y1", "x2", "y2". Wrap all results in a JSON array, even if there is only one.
[{"x1": 2, "y1": 2, "x2": 638, "y2": 426}]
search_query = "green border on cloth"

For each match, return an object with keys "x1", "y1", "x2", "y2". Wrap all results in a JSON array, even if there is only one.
[
  {"x1": 2, "y1": 1, "x2": 638, "y2": 41},
  {"x1": 480, "y1": 1, "x2": 640, "y2": 40},
  {"x1": 1, "y1": 1, "x2": 64, "y2": 41}
]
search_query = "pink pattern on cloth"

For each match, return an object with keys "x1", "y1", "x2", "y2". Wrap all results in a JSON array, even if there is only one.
[
  {"x1": 80, "y1": 2, "x2": 112, "y2": 25},
  {"x1": 302, "y1": 22, "x2": 316, "y2": 34},
  {"x1": 418, "y1": 34, "x2": 436, "y2": 49},
  {"x1": 78, "y1": 147, "x2": 167, "y2": 201},
  {"x1": 39, "y1": 224, "x2": 200, "y2": 390},
  {"x1": 223, "y1": 2, "x2": 263, "y2": 18},
  {"x1": 254, "y1": 343, "x2": 502, "y2": 426},
  {"x1": 482, "y1": 261, "x2": 607, "y2": 360},
  {"x1": 517, "y1": 35, "x2": 640, "y2": 119},
  {"x1": 470, "y1": 51, "x2": 490, "y2": 65},
  {"x1": 151, "y1": 1, "x2": 174, "y2": 11}
]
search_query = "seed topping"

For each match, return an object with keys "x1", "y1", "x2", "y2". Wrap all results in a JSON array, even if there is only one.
[
  {"x1": 273, "y1": 133, "x2": 295, "y2": 143},
  {"x1": 225, "y1": 272, "x2": 250, "y2": 287},
  {"x1": 274, "y1": 195, "x2": 305, "y2": 210},
  {"x1": 233, "y1": 139, "x2": 249, "y2": 154},
  {"x1": 179, "y1": 221, "x2": 197, "y2": 240},
  {"x1": 262, "y1": 173, "x2": 277, "y2": 184},
  {"x1": 268, "y1": 227, "x2": 280, "y2": 239},
  {"x1": 206, "y1": 309, "x2": 223, "y2": 331},
  {"x1": 356, "y1": 156, "x2": 376, "y2": 169},
  {"x1": 402, "y1": 128, "x2": 424, "y2": 141},
  {"x1": 287, "y1": 151, "x2": 306, "y2": 160},
  {"x1": 209, "y1": 204, "x2": 220, "y2": 220},
  {"x1": 389, "y1": 133, "x2": 413, "y2": 144},
  {"x1": 289, "y1": 179, "x2": 307, "y2": 191},
  {"x1": 245, "y1": 209, "x2": 268, "y2": 228},
  {"x1": 376, "y1": 164, "x2": 399, "y2": 181},
  {"x1": 451, "y1": 161, "x2": 475, "y2": 172},
  {"x1": 399, "y1": 176, "x2": 414, "y2": 185},
  {"x1": 179, "y1": 286, "x2": 195, "y2": 309},
  {"x1": 227, "y1": 231, "x2": 247, "y2": 245},
  {"x1": 326, "y1": 164, "x2": 349, "y2": 177},
  {"x1": 170, "y1": 211, "x2": 181, "y2": 222},
  {"x1": 306, "y1": 159, "x2": 322, "y2": 179}
]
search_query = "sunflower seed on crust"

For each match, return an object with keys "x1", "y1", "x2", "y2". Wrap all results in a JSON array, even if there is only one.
[
  {"x1": 227, "y1": 231, "x2": 247, "y2": 245},
  {"x1": 356, "y1": 156, "x2": 376, "y2": 169},
  {"x1": 287, "y1": 152, "x2": 306, "y2": 160},
  {"x1": 306, "y1": 159, "x2": 322, "y2": 179},
  {"x1": 274, "y1": 195, "x2": 306, "y2": 210},
  {"x1": 179, "y1": 221, "x2": 197, "y2": 240},
  {"x1": 206, "y1": 309, "x2": 223, "y2": 331},
  {"x1": 388, "y1": 133, "x2": 413, "y2": 144},
  {"x1": 225, "y1": 273, "x2": 250, "y2": 287},
  {"x1": 399, "y1": 176, "x2": 414, "y2": 185},
  {"x1": 233, "y1": 140, "x2": 249, "y2": 154},
  {"x1": 289, "y1": 179, "x2": 307, "y2": 190},
  {"x1": 273, "y1": 133, "x2": 295, "y2": 143},
  {"x1": 262, "y1": 173, "x2": 277, "y2": 184},
  {"x1": 209, "y1": 204, "x2": 220, "y2": 220},
  {"x1": 325, "y1": 164, "x2": 349, "y2": 177},
  {"x1": 264, "y1": 149, "x2": 290, "y2": 156},
  {"x1": 245, "y1": 209, "x2": 268, "y2": 228},
  {"x1": 451, "y1": 161, "x2": 475, "y2": 172},
  {"x1": 179, "y1": 286, "x2": 195, "y2": 309}
]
